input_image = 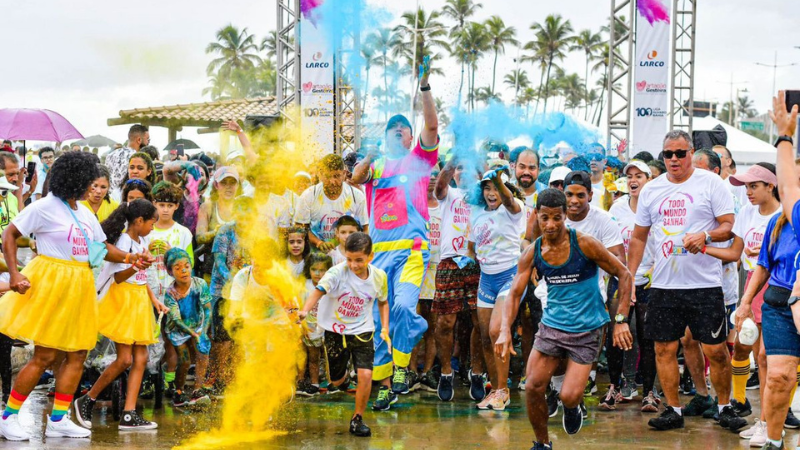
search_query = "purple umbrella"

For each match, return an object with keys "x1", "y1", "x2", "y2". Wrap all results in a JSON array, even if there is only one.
[{"x1": 0, "y1": 108, "x2": 83, "y2": 142}]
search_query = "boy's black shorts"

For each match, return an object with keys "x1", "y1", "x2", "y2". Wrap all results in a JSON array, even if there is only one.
[{"x1": 323, "y1": 330, "x2": 374, "y2": 382}]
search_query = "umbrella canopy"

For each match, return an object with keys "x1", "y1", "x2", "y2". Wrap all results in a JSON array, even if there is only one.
[
  {"x1": 71, "y1": 134, "x2": 117, "y2": 147},
  {"x1": 0, "y1": 108, "x2": 83, "y2": 141},
  {"x1": 164, "y1": 139, "x2": 200, "y2": 151}
]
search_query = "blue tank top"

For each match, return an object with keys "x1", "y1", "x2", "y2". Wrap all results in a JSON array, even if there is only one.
[{"x1": 534, "y1": 228, "x2": 609, "y2": 333}]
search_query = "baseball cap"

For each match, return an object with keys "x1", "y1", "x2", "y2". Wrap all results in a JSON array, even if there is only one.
[
  {"x1": 294, "y1": 171, "x2": 312, "y2": 180},
  {"x1": 623, "y1": 160, "x2": 652, "y2": 177},
  {"x1": 564, "y1": 170, "x2": 592, "y2": 191},
  {"x1": 481, "y1": 169, "x2": 510, "y2": 184},
  {"x1": 214, "y1": 166, "x2": 240, "y2": 183},
  {"x1": 385, "y1": 114, "x2": 412, "y2": 134},
  {"x1": 549, "y1": 166, "x2": 572, "y2": 184},
  {"x1": 729, "y1": 164, "x2": 777, "y2": 187}
]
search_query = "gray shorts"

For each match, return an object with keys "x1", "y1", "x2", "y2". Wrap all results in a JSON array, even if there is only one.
[{"x1": 533, "y1": 323, "x2": 604, "y2": 365}]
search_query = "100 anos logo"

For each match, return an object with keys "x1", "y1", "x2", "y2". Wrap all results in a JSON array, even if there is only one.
[{"x1": 636, "y1": 107, "x2": 666, "y2": 117}]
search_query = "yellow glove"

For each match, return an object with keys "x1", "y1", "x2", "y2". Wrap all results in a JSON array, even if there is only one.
[{"x1": 603, "y1": 171, "x2": 617, "y2": 192}]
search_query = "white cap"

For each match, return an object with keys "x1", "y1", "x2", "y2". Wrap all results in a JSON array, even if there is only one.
[
  {"x1": 0, "y1": 177, "x2": 18, "y2": 191},
  {"x1": 549, "y1": 166, "x2": 571, "y2": 184},
  {"x1": 623, "y1": 160, "x2": 652, "y2": 177}
]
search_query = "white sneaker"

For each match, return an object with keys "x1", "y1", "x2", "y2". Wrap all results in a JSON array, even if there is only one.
[
  {"x1": 739, "y1": 419, "x2": 762, "y2": 439},
  {"x1": 0, "y1": 415, "x2": 31, "y2": 441},
  {"x1": 747, "y1": 421, "x2": 783, "y2": 448},
  {"x1": 45, "y1": 416, "x2": 91, "y2": 439}
]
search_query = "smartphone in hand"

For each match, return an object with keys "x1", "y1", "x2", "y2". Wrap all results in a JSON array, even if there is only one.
[
  {"x1": 786, "y1": 90, "x2": 800, "y2": 113},
  {"x1": 25, "y1": 161, "x2": 36, "y2": 184},
  {"x1": 176, "y1": 143, "x2": 185, "y2": 157}
]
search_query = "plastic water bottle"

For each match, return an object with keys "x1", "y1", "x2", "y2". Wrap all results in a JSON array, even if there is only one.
[{"x1": 739, "y1": 318, "x2": 759, "y2": 346}]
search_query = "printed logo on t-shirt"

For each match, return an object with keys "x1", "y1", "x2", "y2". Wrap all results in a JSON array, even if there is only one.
[
  {"x1": 333, "y1": 291, "x2": 373, "y2": 332},
  {"x1": 657, "y1": 193, "x2": 693, "y2": 233},
  {"x1": 135, "y1": 269, "x2": 148, "y2": 283},
  {"x1": 67, "y1": 223, "x2": 92, "y2": 257},
  {"x1": 429, "y1": 221, "x2": 440, "y2": 247},
  {"x1": 661, "y1": 241, "x2": 689, "y2": 258},
  {"x1": 452, "y1": 236, "x2": 465, "y2": 252},
  {"x1": 744, "y1": 228, "x2": 764, "y2": 254}
]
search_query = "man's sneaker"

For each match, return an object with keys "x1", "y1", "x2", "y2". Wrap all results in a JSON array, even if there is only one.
[
  {"x1": 547, "y1": 389, "x2": 561, "y2": 417},
  {"x1": 74, "y1": 395, "x2": 95, "y2": 429},
  {"x1": 488, "y1": 388, "x2": 510, "y2": 411},
  {"x1": 297, "y1": 383, "x2": 320, "y2": 397},
  {"x1": 785, "y1": 409, "x2": 800, "y2": 429},
  {"x1": 579, "y1": 401, "x2": 588, "y2": 419},
  {"x1": 531, "y1": 441, "x2": 553, "y2": 450},
  {"x1": 189, "y1": 389, "x2": 211, "y2": 407},
  {"x1": 680, "y1": 371, "x2": 696, "y2": 395},
  {"x1": 682, "y1": 394, "x2": 713, "y2": 416},
  {"x1": 746, "y1": 368, "x2": 760, "y2": 390},
  {"x1": 641, "y1": 391, "x2": 661, "y2": 413},
  {"x1": 620, "y1": 379, "x2": 638, "y2": 401},
  {"x1": 702, "y1": 397, "x2": 719, "y2": 420},
  {"x1": 719, "y1": 405, "x2": 748, "y2": 431},
  {"x1": 172, "y1": 391, "x2": 190, "y2": 407},
  {"x1": 739, "y1": 419, "x2": 763, "y2": 439},
  {"x1": 165, "y1": 383, "x2": 176, "y2": 399},
  {"x1": 761, "y1": 441, "x2": 785, "y2": 450},
  {"x1": 583, "y1": 378, "x2": 597, "y2": 396},
  {"x1": 406, "y1": 371, "x2": 420, "y2": 393},
  {"x1": 599, "y1": 386, "x2": 619, "y2": 411},
  {"x1": 437, "y1": 373, "x2": 455, "y2": 402},
  {"x1": 0, "y1": 415, "x2": 31, "y2": 441},
  {"x1": 744, "y1": 420, "x2": 766, "y2": 447},
  {"x1": 45, "y1": 415, "x2": 91, "y2": 438},
  {"x1": 349, "y1": 414, "x2": 371, "y2": 437},
  {"x1": 562, "y1": 405, "x2": 583, "y2": 435},
  {"x1": 648, "y1": 406, "x2": 685, "y2": 430},
  {"x1": 391, "y1": 368, "x2": 410, "y2": 395},
  {"x1": 518, "y1": 376, "x2": 527, "y2": 391},
  {"x1": 420, "y1": 370, "x2": 438, "y2": 392},
  {"x1": 477, "y1": 390, "x2": 496, "y2": 410},
  {"x1": 372, "y1": 386, "x2": 398, "y2": 411},
  {"x1": 732, "y1": 398, "x2": 752, "y2": 417},
  {"x1": 469, "y1": 370, "x2": 486, "y2": 401},
  {"x1": 119, "y1": 410, "x2": 157, "y2": 431}
]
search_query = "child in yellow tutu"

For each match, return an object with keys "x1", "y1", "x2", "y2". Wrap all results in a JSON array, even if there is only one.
[{"x1": 75, "y1": 199, "x2": 168, "y2": 432}]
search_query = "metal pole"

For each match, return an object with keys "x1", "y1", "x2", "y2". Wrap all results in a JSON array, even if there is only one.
[{"x1": 513, "y1": 48, "x2": 521, "y2": 118}]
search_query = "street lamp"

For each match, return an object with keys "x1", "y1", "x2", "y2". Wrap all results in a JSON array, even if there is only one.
[{"x1": 755, "y1": 51, "x2": 798, "y2": 141}]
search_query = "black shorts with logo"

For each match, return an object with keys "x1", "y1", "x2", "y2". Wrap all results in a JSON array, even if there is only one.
[
  {"x1": 644, "y1": 287, "x2": 727, "y2": 345},
  {"x1": 323, "y1": 330, "x2": 375, "y2": 382}
]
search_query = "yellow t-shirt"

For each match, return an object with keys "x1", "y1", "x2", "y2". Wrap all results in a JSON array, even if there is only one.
[{"x1": 80, "y1": 199, "x2": 119, "y2": 223}]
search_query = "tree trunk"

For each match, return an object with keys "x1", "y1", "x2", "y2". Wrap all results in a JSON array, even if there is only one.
[
  {"x1": 362, "y1": 67, "x2": 370, "y2": 115},
  {"x1": 383, "y1": 56, "x2": 389, "y2": 121},
  {"x1": 458, "y1": 57, "x2": 466, "y2": 108},
  {"x1": 584, "y1": 53, "x2": 590, "y2": 121},
  {"x1": 535, "y1": 64, "x2": 546, "y2": 117},
  {"x1": 492, "y1": 48, "x2": 499, "y2": 95},
  {"x1": 543, "y1": 52, "x2": 553, "y2": 114},
  {"x1": 471, "y1": 64, "x2": 477, "y2": 111}
]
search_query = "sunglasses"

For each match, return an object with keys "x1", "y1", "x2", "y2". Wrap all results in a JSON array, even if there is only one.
[
  {"x1": 662, "y1": 149, "x2": 689, "y2": 159},
  {"x1": 550, "y1": 180, "x2": 564, "y2": 188}
]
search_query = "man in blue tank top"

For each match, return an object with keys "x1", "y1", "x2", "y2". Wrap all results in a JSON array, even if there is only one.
[{"x1": 495, "y1": 189, "x2": 633, "y2": 450}]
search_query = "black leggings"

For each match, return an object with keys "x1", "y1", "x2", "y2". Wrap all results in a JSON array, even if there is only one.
[
  {"x1": 0, "y1": 333, "x2": 12, "y2": 404},
  {"x1": 606, "y1": 284, "x2": 657, "y2": 394}
]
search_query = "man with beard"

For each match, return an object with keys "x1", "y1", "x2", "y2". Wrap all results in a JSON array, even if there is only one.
[
  {"x1": 295, "y1": 154, "x2": 369, "y2": 251},
  {"x1": 513, "y1": 148, "x2": 542, "y2": 221},
  {"x1": 351, "y1": 55, "x2": 439, "y2": 411}
]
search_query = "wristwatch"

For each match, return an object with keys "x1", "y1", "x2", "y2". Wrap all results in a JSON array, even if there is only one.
[
  {"x1": 420, "y1": 84, "x2": 431, "y2": 92},
  {"x1": 614, "y1": 314, "x2": 628, "y2": 324},
  {"x1": 788, "y1": 296, "x2": 800, "y2": 307},
  {"x1": 704, "y1": 231, "x2": 712, "y2": 244},
  {"x1": 775, "y1": 135, "x2": 794, "y2": 147}
]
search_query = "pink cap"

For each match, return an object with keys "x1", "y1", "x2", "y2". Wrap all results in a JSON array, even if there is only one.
[
  {"x1": 729, "y1": 165, "x2": 777, "y2": 187},
  {"x1": 214, "y1": 165, "x2": 240, "y2": 183}
]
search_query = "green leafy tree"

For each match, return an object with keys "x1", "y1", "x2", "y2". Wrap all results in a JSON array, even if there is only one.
[
  {"x1": 529, "y1": 15, "x2": 575, "y2": 113},
  {"x1": 205, "y1": 25, "x2": 261, "y2": 78},
  {"x1": 571, "y1": 29, "x2": 603, "y2": 119},
  {"x1": 442, "y1": 0, "x2": 483, "y2": 103},
  {"x1": 484, "y1": 16, "x2": 518, "y2": 95}
]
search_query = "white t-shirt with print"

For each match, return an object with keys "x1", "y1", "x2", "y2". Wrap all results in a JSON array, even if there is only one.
[
  {"x1": 258, "y1": 189, "x2": 299, "y2": 240},
  {"x1": 523, "y1": 191, "x2": 537, "y2": 222},
  {"x1": 294, "y1": 183, "x2": 368, "y2": 242},
  {"x1": 328, "y1": 247, "x2": 345, "y2": 265},
  {"x1": 732, "y1": 203, "x2": 781, "y2": 271},
  {"x1": 14, "y1": 195, "x2": 107, "y2": 262},
  {"x1": 316, "y1": 262, "x2": 388, "y2": 335},
  {"x1": 635, "y1": 169, "x2": 735, "y2": 289},
  {"x1": 567, "y1": 205, "x2": 622, "y2": 300},
  {"x1": 428, "y1": 204, "x2": 442, "y2": 264},
  {"x1": 469, "y1": 200, "x2": 525, "y2": 274},
  {"x1": 591, "y1": 182, "x2": 605, "y2": 208},
  {"x1": 108, "y1": 233, "x2": 149, "y2": 285},
  {"x1": 439, "y1": 187, "x2": 472, "y2": 260},
  {"x1": 609, "y1": 198, "x2": 655, "y2": 286},
  {"x1": 143, "y1": 222, "x2": 194, "y2": 299}
]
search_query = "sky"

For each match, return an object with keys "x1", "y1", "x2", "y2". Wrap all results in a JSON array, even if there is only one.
[{"x1": 2, "y1": 0, "x2": 798, "y2": 153}]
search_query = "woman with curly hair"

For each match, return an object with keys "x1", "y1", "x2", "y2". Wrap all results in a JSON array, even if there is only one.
[
  {"x1": 0, "y1": 152, "x2": 151, "y2": 441},
  {"x1": 80, "y1": 165, "x2": 119, "y2": 222}
]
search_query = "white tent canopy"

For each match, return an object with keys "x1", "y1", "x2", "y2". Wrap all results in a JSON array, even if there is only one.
[{"x1": 693, "y1": 116, "x2": 775, "y2": 165}]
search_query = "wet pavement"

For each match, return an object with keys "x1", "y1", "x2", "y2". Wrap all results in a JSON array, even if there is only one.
[{"x1": 4, "y1": 384, "x2": 798, "y2": 449}]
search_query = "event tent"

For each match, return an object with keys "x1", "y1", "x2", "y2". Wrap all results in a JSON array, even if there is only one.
[{"x1": 693, "y1": 116, "x2": 775, "y2": 165}]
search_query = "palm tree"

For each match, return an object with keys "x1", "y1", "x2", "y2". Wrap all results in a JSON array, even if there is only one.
[
  {"x1": 519, "y1": 87, "x2": 538, "y2": 119},
  {"x1": 504, "y1": 69, "x2": 530, "y2": 105},
  {"x1": 529, "y1": 15, "x2": 575, "y2": 113},
  {"x1": 360, "y1": 42, "x2": 380, "y2": 114},
  {"x1": 522, "y1": 36, "x2": 549, "y2": 116},
  {"x1": 394, "y1": 7, "x2": 448, "y2": 114},
  {"x1": 453, "y1": 22, "x2": 490, "y2": 111},
  {"x1": 260, "y1": 31, "x2": 278, "y2": 60},
  {"x1": 202, "y1": 74, "x2": 230, "y2": 100},
  {"x1": 484, "y1": 16, "x2": 518, "y2": 95},
  {"x1": 474, "y1": 86, "x2": 501, "y2": 106},
  {"x1": 368, "y1": 28, "x2": 401, "y2": 120},
  {"x1": 571, "y1": 29, "x2": 603, "y2": 119},
  {"x1": 737, "y1": 95, "x2": 757, "y2": 118},
  {"x1": 205, "y1": 25, "x2": 261, "y2": 77},
  {"x1": 559, "y1": 73, "x2": 585, "y2": 113},
  {"x1": 442, "y1": 0, "x2": 483, "y2": 104}
]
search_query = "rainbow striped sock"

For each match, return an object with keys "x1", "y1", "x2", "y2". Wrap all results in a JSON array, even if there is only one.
[
  {"x1": 51, "y1": 392, "x2": 73, "y2": 422},
  {"x1": 2, "y1": 390, "x2": 27, "y2": 419}
]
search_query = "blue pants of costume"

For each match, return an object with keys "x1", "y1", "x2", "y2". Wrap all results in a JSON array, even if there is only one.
[{"x1": 371, "y1": 246, "x2": 430, "y2": 381}]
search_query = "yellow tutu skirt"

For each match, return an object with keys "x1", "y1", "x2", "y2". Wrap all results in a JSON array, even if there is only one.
[
  {"x1": 98, "y1": 282, "x2": 157, "y2": 345},
  {"x1": 0, "y1": 255, "x2": 98, "y2": 352}
]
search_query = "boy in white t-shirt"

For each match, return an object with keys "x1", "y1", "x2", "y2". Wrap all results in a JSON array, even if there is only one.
[
  {"x1": 327, "y1": 215, "x2": 362, "y2": 265},
  {"x1": 299, "y1": 232, "x2": 389, "y2": 438}
]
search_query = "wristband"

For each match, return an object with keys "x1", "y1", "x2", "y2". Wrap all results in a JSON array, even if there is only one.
[
  {"x1": 775, "y1": 135, "x2": 794, "y2": 147},
  {"x1": 420, "y1": 84, "x2": 431, "y2": 92},
  {"x1": 701, "y1": 245, "x2": 706, "y2": 254},
  {"x1": 124, "y1": 253, "x2": 130, "y2": 264}
]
